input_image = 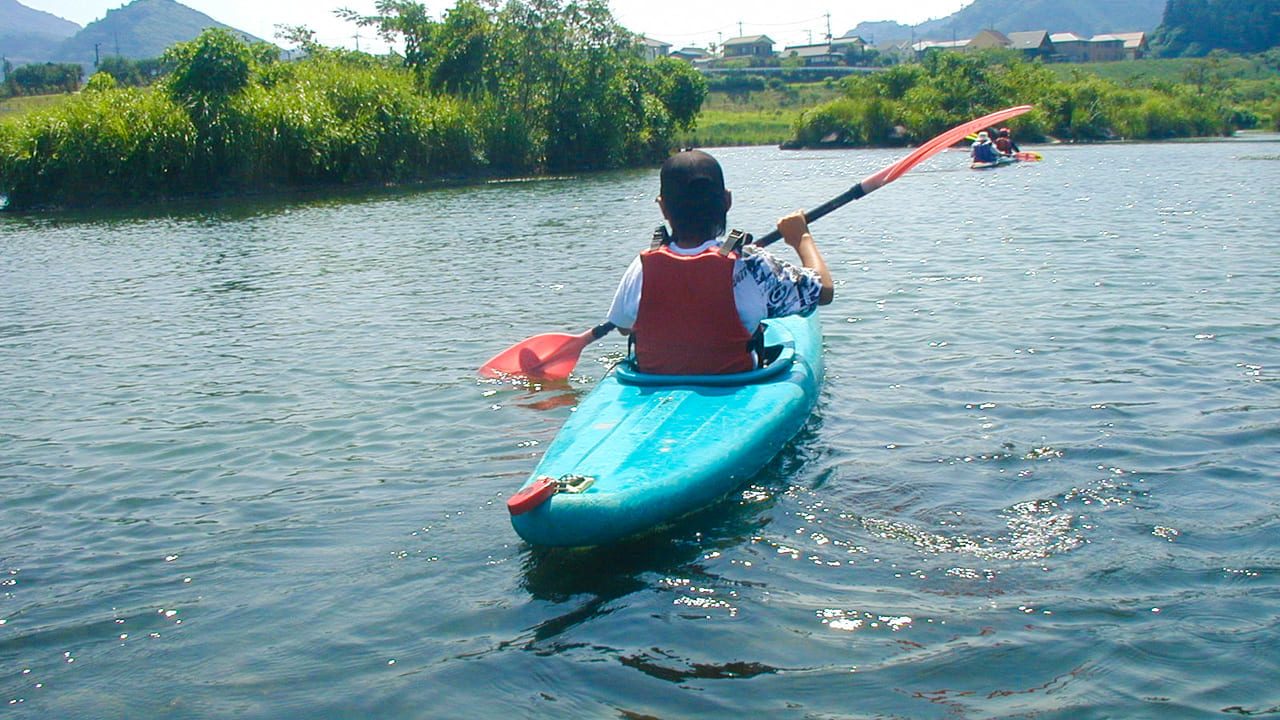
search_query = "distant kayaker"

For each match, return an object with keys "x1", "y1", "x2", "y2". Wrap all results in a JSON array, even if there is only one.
[
  {"x1": 971, "y1": 131, "x2": 1000, "y2": 164},
  {"x1": 994, "y1": 127, "x2": 1020, "y2": 155},
  {"x1": 607, "y1": 150, "x2": 834, "y2": 376}
]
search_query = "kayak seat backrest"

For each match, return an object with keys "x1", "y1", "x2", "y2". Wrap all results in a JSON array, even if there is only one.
[{"x1": 615, "y1": 344, "x2": 795, "y2": 387}]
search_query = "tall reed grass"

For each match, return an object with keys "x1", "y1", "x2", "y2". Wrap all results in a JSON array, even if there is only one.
[{"x1": 0, "y1": 59, "x2": 480, "y2": 209}]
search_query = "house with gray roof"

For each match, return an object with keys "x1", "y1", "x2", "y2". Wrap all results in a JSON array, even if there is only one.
[
  {"x1": 1092, "y1": 32, "x2": 1150, "y2": 60},
  {"x1": 783, "y1": 43, "x2": 844, "y2": 66},
  {"x1": 639, "y1": 37, "x2": 672, "y2": 62},
  {"x1": 723, "y1": 35, "x2": 775, "y2": 58},
  {"x1": 1006, "y1": 30, "x2": 1053, "y2": 59}
]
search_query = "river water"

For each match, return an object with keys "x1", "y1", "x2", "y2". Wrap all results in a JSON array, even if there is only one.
[{"x1": 2, "y1": 136, "x2": 1278, "y2": 719}]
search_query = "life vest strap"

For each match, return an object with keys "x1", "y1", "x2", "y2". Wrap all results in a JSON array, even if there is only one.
[
  {"x1": 650, "y1": 225, "x2": 669, "y2": 249},
  {"x1": 719, "y1": 228, "x2": 750, "y2": 256}
]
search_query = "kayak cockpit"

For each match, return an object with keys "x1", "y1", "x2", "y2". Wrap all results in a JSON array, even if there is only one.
[
  {"x1": 614, "y1": 320, "x2": 797, "y2": 387},
  {"x1": 614, "y1": 344, "x2": 794, "y2": 387}
]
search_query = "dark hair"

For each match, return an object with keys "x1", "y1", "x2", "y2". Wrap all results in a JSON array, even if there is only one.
[{"x1": 660, "y1": 150, "x2": 727, "y2": 241}]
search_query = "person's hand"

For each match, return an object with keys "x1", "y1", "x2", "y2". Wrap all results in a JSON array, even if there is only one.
[{"x1": 777, "y1": 210, "x2": 811, "y2": 250}]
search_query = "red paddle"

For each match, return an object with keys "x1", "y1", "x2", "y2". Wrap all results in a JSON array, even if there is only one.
[
  {"x1": 479, "y1": 105, "x2": 1035, "y2": 379},
  {"x1": 479, "y1": 322, "x2": 616, "y2": 379},
  {"x1": 751, "y1": 104, "x2": 1034, "y2": 246}
]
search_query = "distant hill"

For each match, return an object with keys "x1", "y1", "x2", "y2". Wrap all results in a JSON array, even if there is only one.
[
  {"x1": 2, "y1": 0, "x2": 268, "y2": 69},
  {"x1": 0, "y1": 0, "x2": 81, "y2": 64},
  {"x1": 57, "y1": 0, "x2": 269, "y2": 67},
  {"x1": 850, "y1": 0, "x2": 1166, "y2": 45},
  {"x1": 1150, "y1": 0, "x2": 1280, "y2": 56}
]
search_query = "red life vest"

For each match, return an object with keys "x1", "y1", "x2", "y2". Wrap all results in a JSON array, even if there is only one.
[{"x1": 631, "y1": 244, "x2": 754, "y2": 375}]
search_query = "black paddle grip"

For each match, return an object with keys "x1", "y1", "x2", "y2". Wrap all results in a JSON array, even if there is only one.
[{"x1": 752, "y1": 183, "x2": 866, "y2": 247}]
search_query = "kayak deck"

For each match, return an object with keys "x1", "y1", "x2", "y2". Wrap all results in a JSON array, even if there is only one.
[{"x1": 509, "y1": 311, "x2": 824, "y2": 547}]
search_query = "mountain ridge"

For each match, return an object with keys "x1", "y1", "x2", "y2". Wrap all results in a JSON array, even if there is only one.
[
  {"x1": 1, "y1": 0, "x2": 82, "y2": 64},
  {"x1": 847, "y1": 0, "x2": 1166, "y2": 46},
  {"x1": 2, "y1": 0, "x2": 267, "y2": 67}
]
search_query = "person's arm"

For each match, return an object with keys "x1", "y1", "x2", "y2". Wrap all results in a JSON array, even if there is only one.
[
  {"x1": 777, "y1": 210, "x2": 834, "y2": 305},
  {"x1": 606, "y1": 255, "x2": 644, "y2": 333}
]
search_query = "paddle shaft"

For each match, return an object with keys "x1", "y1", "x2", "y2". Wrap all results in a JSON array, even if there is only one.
[
  {"x1": 746, "y1": 106, "x2": 1032, "y2": 248},
  {"x1": 751, "y1": 183, "x2": 867, "y2": 247},
  {"x1": 481, "y1": 105, "x2": 1034, "y2": 378}
]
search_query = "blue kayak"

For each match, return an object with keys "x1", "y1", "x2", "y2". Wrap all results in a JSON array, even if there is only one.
[
  {"x1": 971, "y1": 154, "x2": 1018, "y2": 170},
  {"x1": 507, "y1": 311, "x2": 824, "y2": 547}
]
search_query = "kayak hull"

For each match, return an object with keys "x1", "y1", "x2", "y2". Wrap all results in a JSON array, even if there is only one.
[
  {"x1": 971, "y1": 155, "x2": 1018, "y2": 170},
  {"x1": 509, "y1": 311, "x2": 824, "y2": 547}
]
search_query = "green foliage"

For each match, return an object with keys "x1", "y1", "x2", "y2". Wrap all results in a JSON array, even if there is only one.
[
  {"x1": 792, "y1": 97, "x2": 896, "y2": 147},
  {"x1": 95, "y1": 56, "x2": 169, "y2": 88},
  {"x1": 162, "y1": 28, "x2": 254, "y2": 105},
  {"x1": 1153, "y1": 0, "x2": 1280, "y2": 57},
  {"x1": 678, "y1": 108, "x2": 797, "y2": 147},
  {"x1": 0, "y1": 88, "x2": 196, "y2": 208},
  {"x1": 347, "y1": 0, "x2": 702, "y2": 173},
  {"x1": 3, "y1": 62, "x2": 83, "y2": 96},
  {"x1": 792, "y1": 50, "x2": 1239, "y2": 147},
  {"x1": 426, "y1": 1, "x2": 493, "y2": 94},
  {"x1": 646, "y1": 57, "x2": 706, "y2": 131},
  {"x1": 0, "y1": 1, "x2": 700, "y2": 209},
  {"x1": 83, "y1": 72, "x2": 118, "y2": 93}
]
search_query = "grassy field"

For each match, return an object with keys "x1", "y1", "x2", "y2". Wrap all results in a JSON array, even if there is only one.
[
  {"x1": 1047, "y1": 56, "x2": 1280, "y2": 84},
  {"x1": 680, "y1": 84, "x2": 843, "y2": 147},
  {"x1": 0, "y1": 93, "x2": 72, "y2": 118}
]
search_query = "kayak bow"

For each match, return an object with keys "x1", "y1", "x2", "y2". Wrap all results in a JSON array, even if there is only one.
[{"x1": 507, "y1": 312, "x2": 823, "y2": 547}]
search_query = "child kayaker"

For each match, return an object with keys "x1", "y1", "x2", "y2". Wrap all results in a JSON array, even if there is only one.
[
  {"x1": 606, "y1": 149, "x2": 834, "y2": 375},
  {"x1": 995, "y1": 127, "x2": 1020, "y2": 155},
  {"x1": 971, "y1": 131, "x2": 1000, "y2": 164}
]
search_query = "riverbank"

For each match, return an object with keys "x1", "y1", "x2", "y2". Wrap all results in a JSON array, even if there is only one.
[
  {"x1": 7, "y1": 44, "x2": 1278, "y2": 212},
  {"x1": 0, "y1": 22, "x2": 705, "y2": 212}
]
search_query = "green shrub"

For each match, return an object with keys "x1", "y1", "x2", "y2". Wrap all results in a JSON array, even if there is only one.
[{"x1": 791, "y1": 50, "x2": 1237, "y2": 147}]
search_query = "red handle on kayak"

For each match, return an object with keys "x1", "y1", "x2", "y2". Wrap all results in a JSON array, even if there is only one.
[{"x1": 507, "y1": 476, "x2": 557, "y2": 515}]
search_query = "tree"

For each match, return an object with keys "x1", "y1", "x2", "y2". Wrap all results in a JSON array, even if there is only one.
[
  {"x1": 425, "y1": 1, "x2": 494, "y2": 94},
  {"x1": 646, "y1": 57, "x2": 705, "y2": 131},
  {"x1": 5, "y1": 62, "x2": 83, "y2": 95},
  {"x1": 338, "y1": 0, "x2": 439, "y2": 83},
  {"x1": 339, "y1": 0, "x2": 697, "y2": 171},
  {"x1": 1154, "y1": 0, "x2": 1280, "y2": 56},
  {"x1": 163, "y1": 28, "x2": 254, "y2": 106}
]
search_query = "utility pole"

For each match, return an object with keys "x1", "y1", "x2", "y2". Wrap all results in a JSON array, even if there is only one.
[
  {"x1": 738, "y1": 22, "x2": 743, "y2": 38},
  {"x1": 94, "y1": 43, "x2": 101, "y2": 68},
  {"x1": 826, "y1": 12, "x2": 832, "y2": 42}
]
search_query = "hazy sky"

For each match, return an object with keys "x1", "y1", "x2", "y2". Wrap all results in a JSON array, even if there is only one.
[{"x1": 19, "y1": 0, "x2": 975, "y2": 51}]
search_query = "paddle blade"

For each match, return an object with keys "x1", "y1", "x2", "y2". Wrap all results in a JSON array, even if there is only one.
[
  {"x1": 479, "y1": 322, "x2": 615, "y2": 380},
  {"x1": 751, "y1": 105, "x2": 1036, "y2": 247},
  {"x1": 1015, "y1": 151, "x2": 1043, "y2": 162},
  {"x1": 479, "y1": 331, "x2": 593, "y2": 380},
  {"x1": 860, "y1": 105, "x2": 1034, "y2": 193}
]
